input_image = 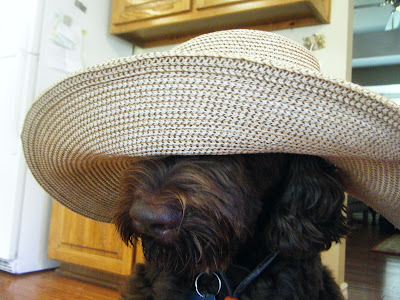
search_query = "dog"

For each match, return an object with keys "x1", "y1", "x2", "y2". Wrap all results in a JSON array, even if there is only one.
[{"x1": 114, "y1": 153, "x2": 349, "y2": 299}]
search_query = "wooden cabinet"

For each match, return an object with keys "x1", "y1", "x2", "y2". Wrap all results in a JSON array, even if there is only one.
[
  {"x1": 48, "y1": 200, "x2": 144, "y2": 287},
  {"x1": 112, "y1": 0, "x2": 192, "y2": 23},
  {"x1": 110, "y1": 0, "x2": 331, "y2": 47}
]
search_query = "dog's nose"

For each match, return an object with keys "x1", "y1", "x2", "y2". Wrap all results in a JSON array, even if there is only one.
[{"x1": 129, "y1": 201, "x2": 182, "y2": 241}]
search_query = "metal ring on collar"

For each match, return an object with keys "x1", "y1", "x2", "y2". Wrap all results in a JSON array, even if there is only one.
[{"x1": 195, "y1": 272, "x2": 222, "y2": 297}]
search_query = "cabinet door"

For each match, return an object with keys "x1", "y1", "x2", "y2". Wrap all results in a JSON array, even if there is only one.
[
  {"x1": 110, "y1": 0, "x2": 331, "y2": 48},
  {"x1": 48, "y1": 200, "x2": 144, "y2": 275},
  {"x1": 112, "y1": 0, "x2": 191, "y2": 24},
  {"x1": 196, "y1": 0, "x2": 248, "y2": 9}
]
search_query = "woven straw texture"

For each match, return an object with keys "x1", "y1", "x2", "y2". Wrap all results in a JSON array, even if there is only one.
[{"x1": 22, "y1": 30, "x2": 400, "y2": 225}]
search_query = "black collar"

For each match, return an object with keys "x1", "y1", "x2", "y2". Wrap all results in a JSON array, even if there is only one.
[{"x1": 193, "y1": 252, "x2": 278, "y2": 299}]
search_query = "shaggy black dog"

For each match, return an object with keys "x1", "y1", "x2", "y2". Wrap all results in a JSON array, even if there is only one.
[{"x1": 114, "y1": 153, "x2": 348, "y2": 299}]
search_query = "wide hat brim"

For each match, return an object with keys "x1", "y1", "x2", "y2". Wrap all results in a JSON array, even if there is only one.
[{"x1": 22, "y1": 30, "x2": 400, "y2": 226}]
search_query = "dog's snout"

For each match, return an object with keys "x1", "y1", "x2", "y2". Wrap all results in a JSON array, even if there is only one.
[{"x1": 129, "y1": 201, "x2": 182, "y2": 241}]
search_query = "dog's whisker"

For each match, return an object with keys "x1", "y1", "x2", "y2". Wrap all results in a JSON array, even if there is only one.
[
  {"x1": 191, "y1": 235, "x2": 203, "y2": 263},
  {"x1": 178, "y1": 208, "x2": 185, "y2": 233}
]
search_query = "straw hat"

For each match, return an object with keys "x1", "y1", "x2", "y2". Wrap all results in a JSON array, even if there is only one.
[{"x1": 22, "y1": 29, "x2": 400, "y2": 226}]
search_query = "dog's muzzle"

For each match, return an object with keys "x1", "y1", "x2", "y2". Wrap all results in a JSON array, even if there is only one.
[{"x1": 129, "y1": 200, "x2": 182, "y2": 242}]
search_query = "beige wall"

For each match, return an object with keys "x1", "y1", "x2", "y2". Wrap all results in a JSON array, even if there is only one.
[{"x1": 274, "y1": 0, "x2": 354, "y2": 81}]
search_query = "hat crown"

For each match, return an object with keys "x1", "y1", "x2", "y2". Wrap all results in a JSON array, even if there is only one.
[{"x1": 172, "y1": 29, "x2": 321, "y2": 72}]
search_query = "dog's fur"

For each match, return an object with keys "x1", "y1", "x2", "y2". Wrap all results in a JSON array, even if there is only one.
[{"x1": 114, "y1": 153, "x2": 349, "y2": 299}]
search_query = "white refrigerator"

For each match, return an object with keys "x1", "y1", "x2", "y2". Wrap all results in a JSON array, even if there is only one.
[{"x1": 0, "y1": 0, "x2": 132, "y2": 274}]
